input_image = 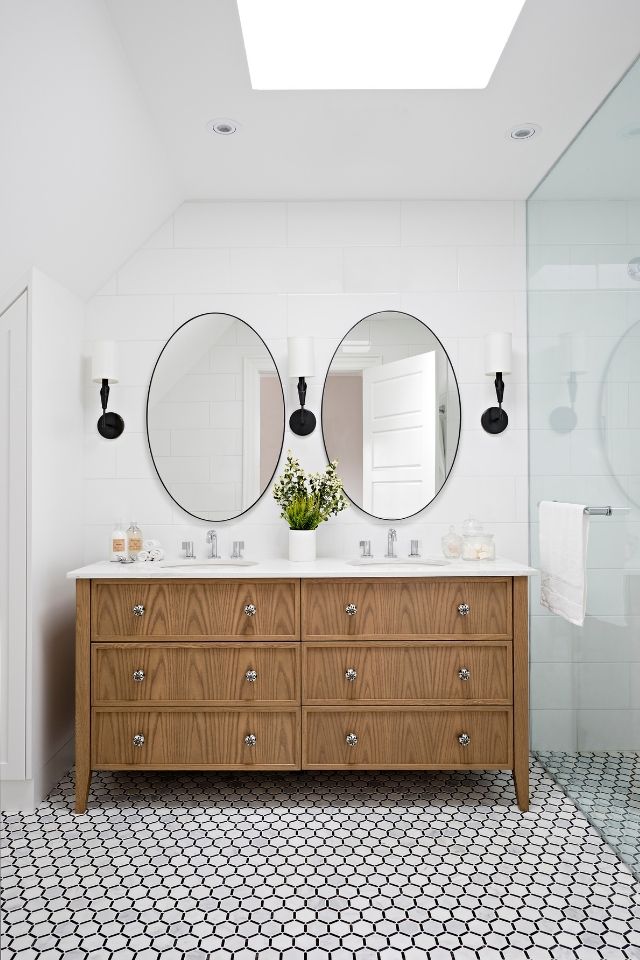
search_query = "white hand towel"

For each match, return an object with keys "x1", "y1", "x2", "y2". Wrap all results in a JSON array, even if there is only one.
[
  {"x1": 539, "y1": 501, "x2": 590, "y2": 625},
  {"x1": 148, "y1": 548, "x2": 165, "y2": 561},
  {"x1": 135, "y1": 550, "x2": 151, "y2": 562}
]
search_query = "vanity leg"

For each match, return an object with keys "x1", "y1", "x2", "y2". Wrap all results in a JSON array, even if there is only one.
[
  {"x1": 75, "y1": 580, "x2": 91, "y2": 813},
  {"x1": 75, "y1": 769, "x2": 92, "y2": 814},
  {"x1": 513, "y1": 576, "x2": 529, "y2": 812}
]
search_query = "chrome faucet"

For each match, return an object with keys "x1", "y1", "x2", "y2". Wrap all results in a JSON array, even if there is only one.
[
  {"x1": 231, "y1": 540, "x2": 245, "y2": 560},
  {"x1": 206, "y1": 529, "x2": 220, "y2": 559},
  {"x1": 385, "y1": 528, "x2": 397, "y2": 558}
]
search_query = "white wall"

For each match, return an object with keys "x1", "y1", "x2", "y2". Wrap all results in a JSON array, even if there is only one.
[
  {"x1": 528, "y1": 198, "x2": 640, "y2": 751},
  {"x1": 83, "y1": 200, "x2": 528, "y2": 566},
  {"x1": 0, "y1": 0, "x2": 180, "y2": 300}
]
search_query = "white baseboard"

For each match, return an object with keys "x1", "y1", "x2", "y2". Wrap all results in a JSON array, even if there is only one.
[
  {"x1": 0, "y1": 778, "x2": 35, "y2": 811},
  {"x1": 1, "y1": 736, "x2": 74, "y2": 812}
]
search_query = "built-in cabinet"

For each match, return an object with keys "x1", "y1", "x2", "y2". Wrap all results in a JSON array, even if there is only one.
[
  {"x1": 76, "y1": 575, "x2": 529, "y2": 812},
  {"x1": 0, "y1": 273, "x2": 83, "y2": 812}
]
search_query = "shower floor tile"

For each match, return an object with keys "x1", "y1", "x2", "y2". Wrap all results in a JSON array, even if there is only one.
[
  {"x1": 1, "y1": 760, "x2": 639, "y2": 959},
  {"x1": 537, "y1": 751, "x2": 640, "y2": 883}
]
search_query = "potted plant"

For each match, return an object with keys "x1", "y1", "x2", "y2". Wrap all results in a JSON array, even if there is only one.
[{"x1": 273, "y1": 452, "x2": 348, "y2": 561}]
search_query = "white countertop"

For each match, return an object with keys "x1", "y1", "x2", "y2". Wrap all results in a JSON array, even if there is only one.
[{"x1": 67, "y1": 557, "x2": 536, "y2": 580}]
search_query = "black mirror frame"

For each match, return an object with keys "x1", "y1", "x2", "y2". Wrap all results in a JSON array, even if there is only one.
[{"x1": 146, "y1": 311, "x2": 285, "y2": 522}]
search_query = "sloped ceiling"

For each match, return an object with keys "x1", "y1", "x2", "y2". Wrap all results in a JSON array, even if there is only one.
[
  {"x1": 1, "y1": 0, "x2": 639, "y2": 301},
  {"x1": 106, "y1": 0, "x2": 640, "y2": 201},
  {"x1": 0, "y1": 0, "x2": 181, "y2": 300}
]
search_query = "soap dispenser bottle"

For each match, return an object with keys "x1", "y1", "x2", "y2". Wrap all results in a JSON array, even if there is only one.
[
  {"x1": 127, "y1": 521, "x2": 143, "y2": 559},
  {"x1": 111, "y1": 521, "x2": 128, "y2": 562}
]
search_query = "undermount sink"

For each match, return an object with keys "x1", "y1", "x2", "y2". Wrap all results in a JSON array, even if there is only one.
[
  {"x1": 347, "y1": 557, "x2": 449, "y2": 567},
  {"x1": 159, "y1": 558, "x2": 258, "y2": 569}
]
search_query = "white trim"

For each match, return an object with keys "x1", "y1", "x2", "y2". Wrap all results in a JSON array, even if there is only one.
[
  {"x1": 0, "y1": 290, "x2": 29, "y2": 783},
  {"x1": 242, "y1": 357, "x2": 277, "y2": 510},
  {"x1": 329, "y1": 353, "x2": 382, "y2": 373}
]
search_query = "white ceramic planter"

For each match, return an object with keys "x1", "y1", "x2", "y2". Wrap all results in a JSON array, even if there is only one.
[{"x1": 288, "y1": 529, "x2": 317, "y2": 562}]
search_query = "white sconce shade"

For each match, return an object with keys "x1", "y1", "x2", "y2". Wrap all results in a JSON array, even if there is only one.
[
  {"x1": 484, "y1": 332, "x2": 512, "y2": 374},
  {"x1": 91, "y1": 340, "x2": 119, "y2": 384},
  {"x1": 288, "y1": 337, "x2": 315, "y2": 378}
]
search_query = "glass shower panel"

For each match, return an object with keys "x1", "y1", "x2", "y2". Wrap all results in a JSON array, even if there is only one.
[{"x1": 527, "y1": 56, "x2": 640, "y2": 879}]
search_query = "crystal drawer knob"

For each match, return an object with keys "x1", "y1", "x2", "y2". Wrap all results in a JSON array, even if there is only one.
[
  {"x1": 457, "y1": 603, "x2": 470, "y2": 616},
  {"x1": 132, "y1": 604, "x2": 145, "y2": 617},
  {"x1": 132, "y1": 734, "x2": 145, "y2": 747},
  {"x1": 344, "y1": 668, "x2": 358, "y2": 682},
  {"x1": 245, "y1": 669, "x2": 258, "y2": 683},
  {"x1": 345, "y1": 733, "x2": 358, "y2": 747},
  {"x1": 458, "y1": 732, "x2": 471, "y2": 747},
  {"x1": 244, "y1": 734, "x2": 257, "y2": 747},
  {"x1": 132, "y1": 669, "x2": 145, "y2": 683},
  {"x1": 345, "y1": 603, "x2": 358, "y2": 616},
  {"x1": 458, "y1": 667, "x2": 471, "y2": 681},
  {"x1": 244, "y1": 603, "x2": 257, "y2": 617}
]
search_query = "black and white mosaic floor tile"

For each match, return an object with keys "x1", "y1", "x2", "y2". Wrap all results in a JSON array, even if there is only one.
[
  {"x1": 1, "y1": 760, "x2": 639, "y2": 959},
  {"x1": 537, "y1": 751, "x2": 640, "y2": 883}
]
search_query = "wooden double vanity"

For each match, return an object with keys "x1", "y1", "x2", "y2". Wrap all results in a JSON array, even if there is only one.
[{"x1": 71, "y1": 562, "x2": 531, "y2": 813}]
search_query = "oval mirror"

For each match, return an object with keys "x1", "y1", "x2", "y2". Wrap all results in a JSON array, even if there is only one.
[
  {"x1": 601, "y1": 319, "x2": 640, "y2": 509},
  {"x1": 322, "y1": 310, "x2": 461, "y2": 520},
  {"x1": 147, "y1": 312, "x2": 285, "y2": 521}
]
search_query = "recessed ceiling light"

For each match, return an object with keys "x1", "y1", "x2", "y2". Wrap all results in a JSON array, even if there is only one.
[
  {"x1": 237, "y1": 0, "x2": 526, "y2": 90},
  {"x1": 209, "y1": 119, "x2": 239, "y2": 135},
  {"x1": 508, "y1": 124, "x2": 539, "y2": 140}
]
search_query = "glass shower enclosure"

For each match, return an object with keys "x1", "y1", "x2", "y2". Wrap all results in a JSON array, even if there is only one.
[{"x1": 527, "y1": 56, "x2": 640, "y2": 878}]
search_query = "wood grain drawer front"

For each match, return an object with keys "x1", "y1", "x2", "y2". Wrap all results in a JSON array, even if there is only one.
[
  {"x1": 302, "y1": 579, "x2": 511, "y2": 639},
  {"x1": 92, "y1": 643, "x2": 300, "y2": 706},
  {"x1": 303, "y1": 707, "x2": 511, "y2": 769},
  {"x1": 92, "y1": 580, "x2": 299, "y2": 640},
  {"x1": 92, "y1": 709, "x2": 300, "y2": 768},
  {"x1": 302, "y1": 642, "x2": 511, "y2": 705}
]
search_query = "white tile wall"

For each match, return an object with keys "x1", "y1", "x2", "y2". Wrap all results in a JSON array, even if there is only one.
[
  {"x1": 528, "y1": 197, "x2": 640, "y2": 751},
  {"x1": 84, "y1": 200, "x2": 527, "y2": 569}
]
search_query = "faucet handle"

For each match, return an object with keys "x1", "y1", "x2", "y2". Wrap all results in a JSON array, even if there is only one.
[
  {"x1": 182, "y1": 540, "x2": 195, "y2": 559},
  {"x1": 409, "y1": 539, "x2": 420, "y2": 558},
  {"x1": 359, "y1": 540, "x2": 372, "y2": 558},
  {"x1": 232, "y1": 540, "x2": 245, "y2": 559}
]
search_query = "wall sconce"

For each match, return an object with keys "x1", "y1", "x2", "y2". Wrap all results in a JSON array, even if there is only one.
[
  {"x1": 481, "y1": 332, "x2": 512, "y2": 434},
  {"x1": 92, "y1": 340, "x2": 124, "y2": 439},
  {"x1": 288, "y1": 336, "x2": 316, "y2": 436}
]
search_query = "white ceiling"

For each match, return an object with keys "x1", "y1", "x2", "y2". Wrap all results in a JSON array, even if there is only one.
[{"x1": 106, "y1": 0, "x2": 640, "y2": 200}]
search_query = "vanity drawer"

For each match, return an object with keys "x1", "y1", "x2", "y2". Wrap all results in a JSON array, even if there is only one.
[
  {"x1": 302, "y1": 641, "x2": 511, "y2": 705},
  {"x1": 303, "y1": 707, "x2": 512, "y2": 768},
  {"x1": 92, "y1": 708, "x2": 300, "y2": 768},
  {"x1": 92, "y1": 643, "x2": 300, "y2": 705},
  {"x1": 92, "y1": 580, "x2": 299, "y2": 640},
  {"x1": 302, "y1": 579, "x2": 511, "y2": 639}
]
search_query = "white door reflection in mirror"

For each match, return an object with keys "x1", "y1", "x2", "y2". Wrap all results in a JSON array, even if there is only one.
[
  {"x1": 322, "y1": 311, "x2": 460, "y2": 521},
  {"x1": 363, "y1": 351, "x2": 438, "y2": 517}
]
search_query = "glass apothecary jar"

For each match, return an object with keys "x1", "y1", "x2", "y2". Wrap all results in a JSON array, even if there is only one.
[
  {"x1": 441, "y1": 526, "x2": 463, "y2": 559},
  {"x1": 462, "y1": 533, "x2": 495, "y2": 561}
]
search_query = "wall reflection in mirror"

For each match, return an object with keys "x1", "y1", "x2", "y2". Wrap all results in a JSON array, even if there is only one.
[
  {"x1": 601, "y1": 319, "x2": 640, "y2": 509},
  {"x1": 147, "y1": 313, "x2": 284, "y2": 521},
  {"x1": 322, "y1": 311, "x2": 461, "y2": 520}
]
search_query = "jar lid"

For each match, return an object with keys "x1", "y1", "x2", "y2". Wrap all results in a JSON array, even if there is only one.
[{"x1": 462, "y1": 517, "x2": 483, "y2": 536}]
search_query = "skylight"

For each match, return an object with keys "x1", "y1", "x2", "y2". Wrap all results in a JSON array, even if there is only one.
[{"x1": 237, "y1": 0, "x2": 526, "y2": 90}]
